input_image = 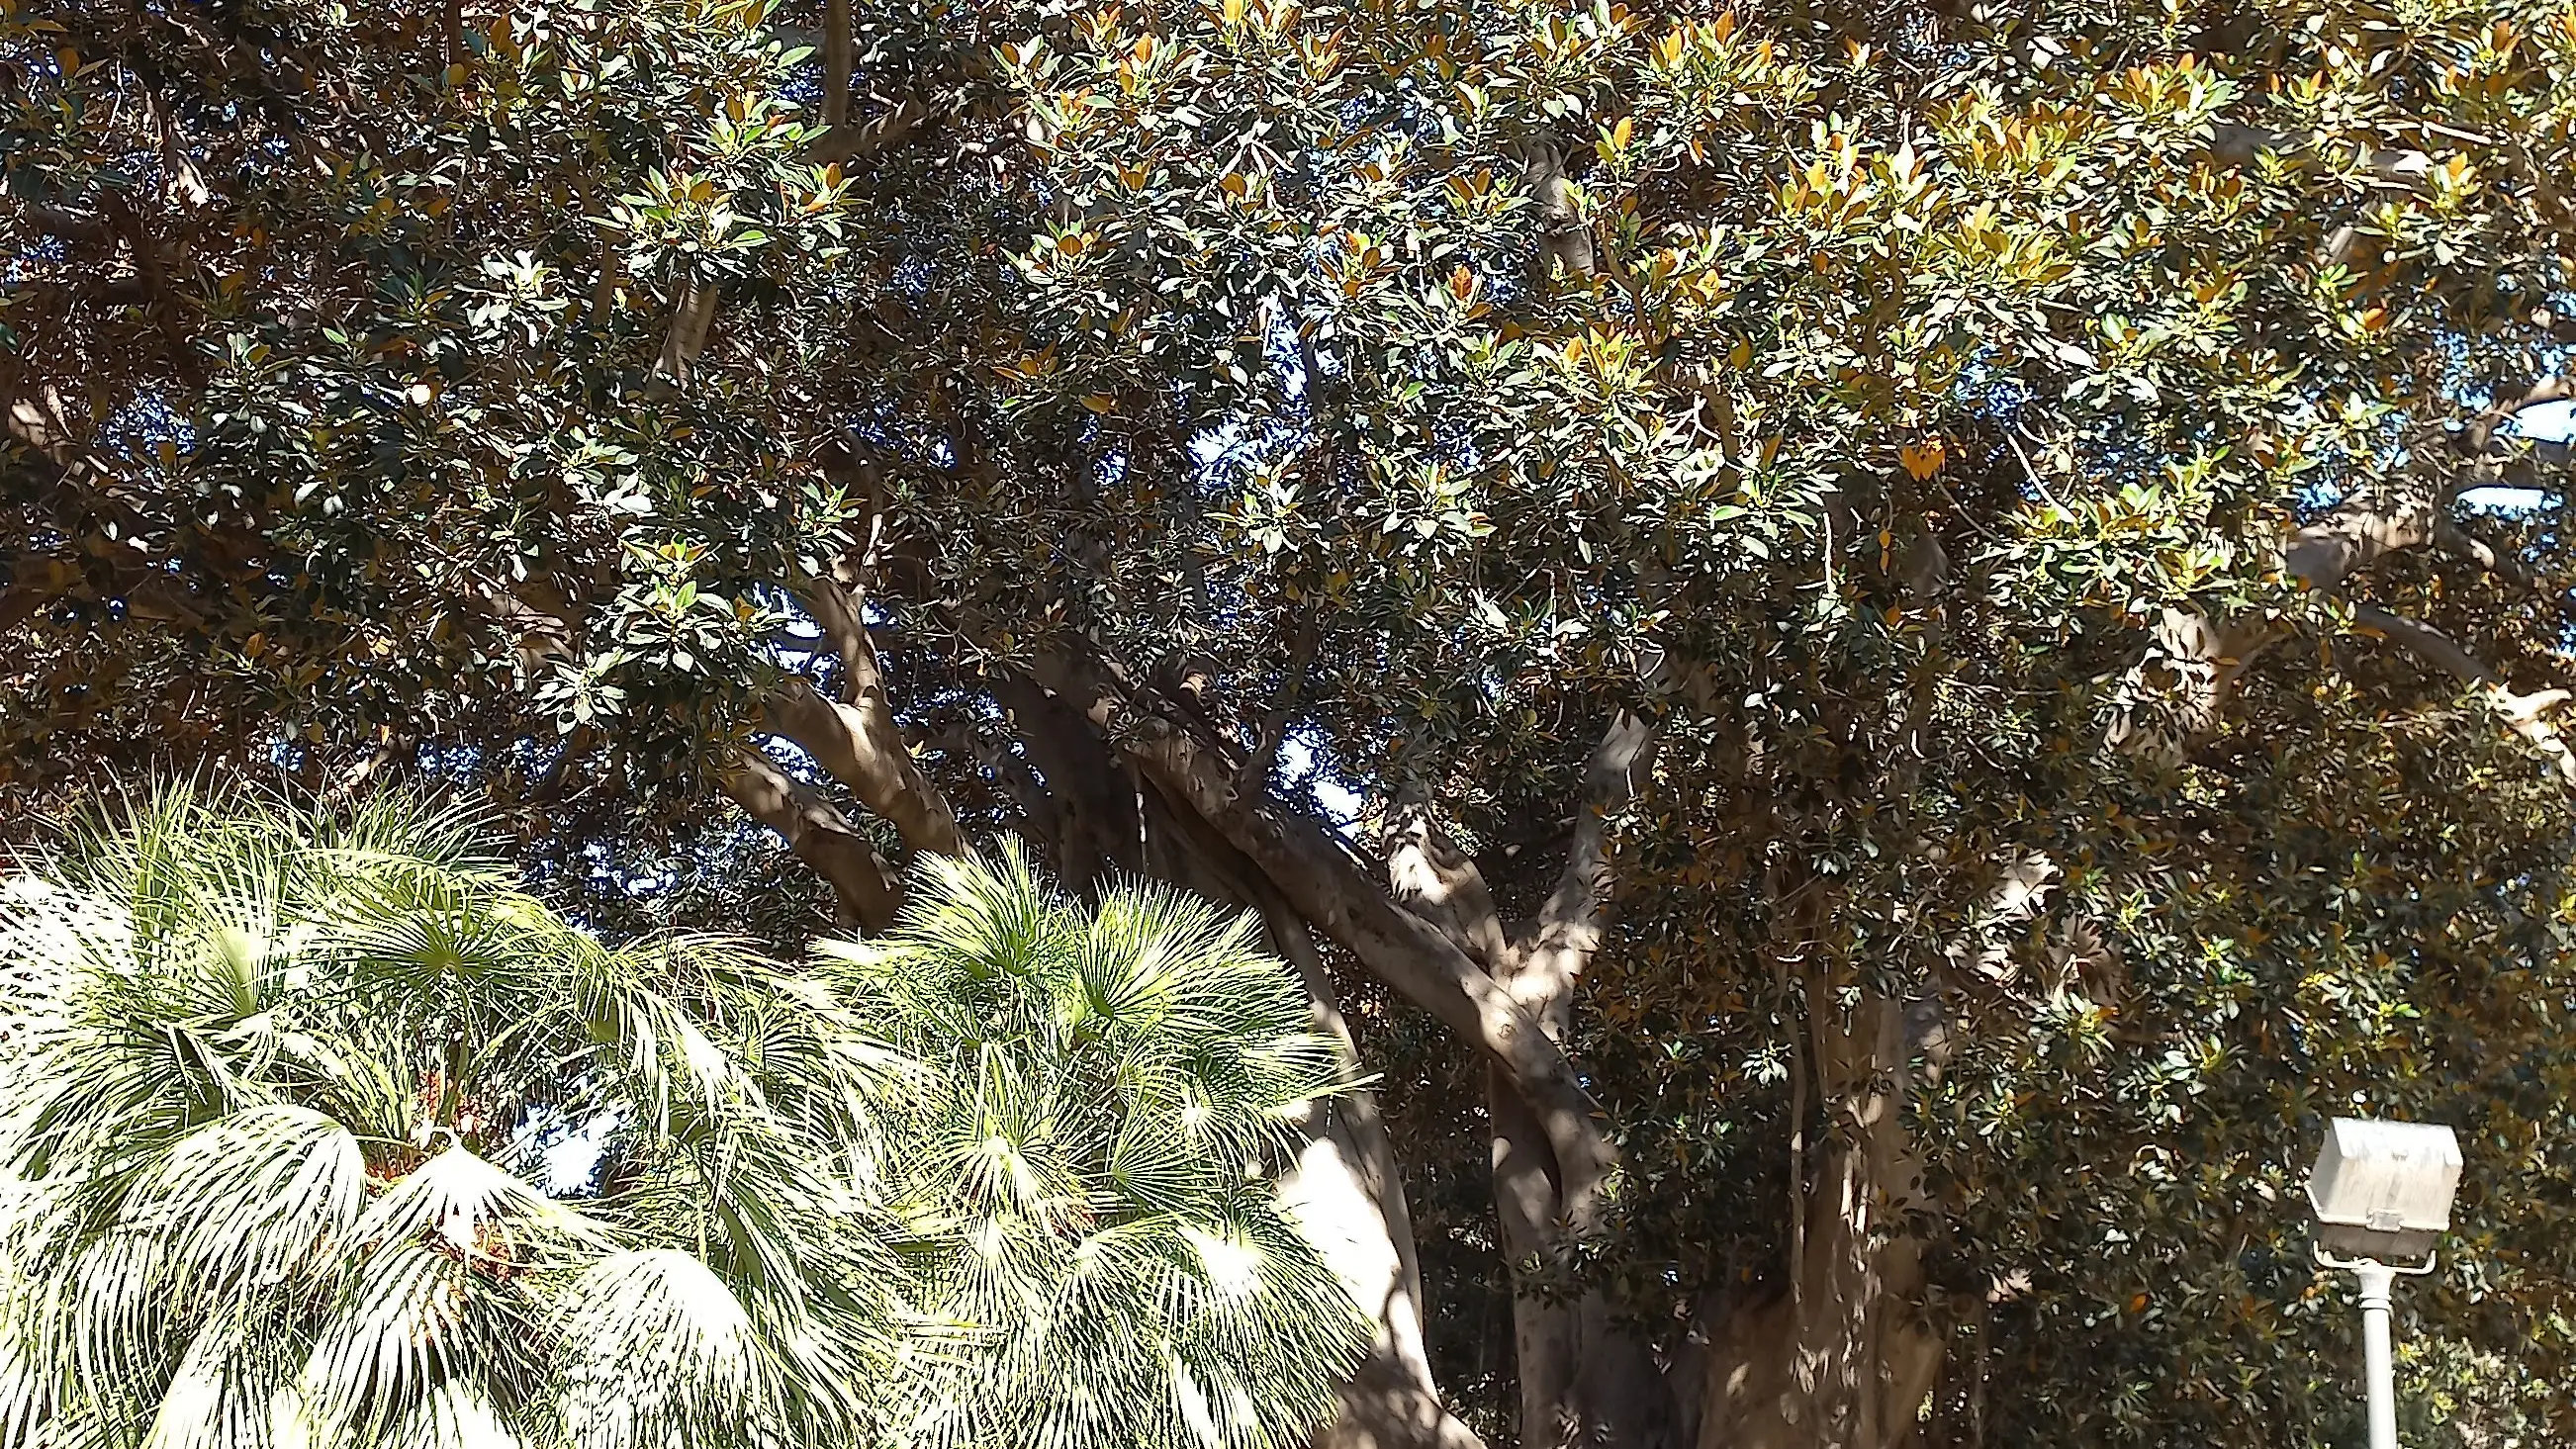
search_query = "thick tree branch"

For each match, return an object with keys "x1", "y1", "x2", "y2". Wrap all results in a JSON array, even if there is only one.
[
  {"x1": 720, "y1": 747, "x2": 900, "y2": 927},
  {"x1": 1385, "y1": 783, "x2": 1510, "y2": 972},
  {"x1": 763, "y1": 673, "x2": 966, "y2": 857},
  {"x1": 1514, "y1": 136, "x2": 1595, "y2": 281},
  {"x1": 13, "y1": 203, "x2": 118, "y2": 248},
  {"x1": 991, "y1": 670, "x2": 1143, "y2": 890},
  {"x1": 2282, "y1": 494, "x2": 2442, "y2": 592},
  {"x1": 2431, "y1": 516, "x2": 2535, "y2": 589},
  {"x1": 1486, "y1": 1062, "x2": 1575, "y2": 1444},
  {"x1": 800, "y1": 571, "x2": 878, "y2": 702},
  {"x1": 1385, "y1": 714, "x2": 1662, "y2": 1449},
  {"x1": 2352, "y1": 604, "x2": 2499, "y2": 685},
  {"x1": 750, "y1": 572, "x2": 968, "y2": 859},
  {"x1": 1022, "y1": 643, "x2": 1621, "y2": 1223},
  {"x1": 1146, "y1": 781, "x2": 1489, "y2": 1449},
  {"x1": 1514, "y1": 713, "x2": 1655, "y2": 1020},
  {"x1": 2350, "y1": 603, "x2": 2576, "y2": 784}
]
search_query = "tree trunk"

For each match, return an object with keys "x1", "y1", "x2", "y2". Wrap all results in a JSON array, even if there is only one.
[
  {"x1": 1282, "y1": 1091, "x2": 1486, "y2": 1449},
  {"x1": 1698, "y1": 986, "x2": 1940, "y2": 1449}
]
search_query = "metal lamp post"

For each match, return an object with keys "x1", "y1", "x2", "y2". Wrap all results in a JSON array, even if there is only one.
[{"x1": 2304, "y1": 1119, "x2": 2463, "y2": 1449}]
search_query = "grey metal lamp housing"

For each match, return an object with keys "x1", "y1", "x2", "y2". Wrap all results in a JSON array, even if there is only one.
[{"x1": 2306, "y1": 1118, "x2": 2462, "y2": 1265}]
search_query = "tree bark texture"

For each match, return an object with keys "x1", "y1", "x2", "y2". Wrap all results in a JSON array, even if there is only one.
[{"x1": 1698, "y1": 983, "x2": 1940, "y2": 1449}]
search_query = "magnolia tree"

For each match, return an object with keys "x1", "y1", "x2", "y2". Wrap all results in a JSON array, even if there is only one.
[{"x1": 10, "y1": 0, "x2": 2576, "y2": 1444}]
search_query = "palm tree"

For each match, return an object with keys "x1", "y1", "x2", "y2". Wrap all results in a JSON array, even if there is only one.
[
  {"x1": 2, "y1": 796, "x2": 1367, "y2": 1449},
  {"x1": 0, "y1": 787, "x2": 910, "y2": 1449},
  {"x1": 817, "y1": 844, "x2": 1368, "y2": 1449}
]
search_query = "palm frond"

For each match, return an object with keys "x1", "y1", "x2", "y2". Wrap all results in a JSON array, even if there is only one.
[
  {"x1": 294, "y1": 1242, "x2": 494, "y2": 1449},
  {"x1": 821, "y1": 843, "x2": 1368, "y2": 1449},
  {"x1": 2, "y1": 787, "x2": 915, "y2": 1449},
  {"x1": 551, "y1": 1249, "x2": 772, "y2": 1449},
  {"x1": 137, "y1": 1299, "x2": 304, "y2": 1449}
]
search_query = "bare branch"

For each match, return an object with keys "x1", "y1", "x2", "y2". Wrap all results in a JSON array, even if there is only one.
[
  {"x1": 1514, "y1": 712, "x2": 1656, "y2": 1019},
  {"x1": 2283, "y1": 495, "x2": 2442, "y2": 592},
  {"x1": 2459, "y1": 376, "x2": 2570, "y2": 456},
  {"x1": 762, "y1": 671, "x2": 966, "y2": 857},
  {"x1": 1385, "y1": 783, "x2": 1510, "y2": 972},
  {"x1": 2430, "y1": 516, "x2": 2535, "y2": 589},
  {"x1": 647, "y1": 283, "x2": 719, "y2": 392},
  {"x1": 801, "y1": 571, "x2": 876, "y2": 701},
  {"x1": 821, "y1": 0, "x2": 854, "y2": 130},
  {"x1": 1240, "y1": 611, "x2": 1318, "y2": 794},
  {"x1": 2351, "y1": 603, "x2": 2498, "y2": 685},
  {"x1": 1513, "y1": 136, "x2": 1594, "y2": 281},
  {"x1": 13, "y1": 203, "x2": 118, "y2": 247},
  {"x1": 807, "y1": 97, "x2": 934, "y2": 164}
]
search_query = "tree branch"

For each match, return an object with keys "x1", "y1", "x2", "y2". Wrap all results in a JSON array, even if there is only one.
[
  {"x1": 1021, "y1": 643, "x2": 1621, "y2": 1226},
  {"x1": 991, "y1": 669, "x2": 1143, "y2": 890},
  {"x1": 801, "y1": 571, "x2": 877, "y2": 702},
  {"x1": 1514, "y1": 713, "x2": 1655, "y2": 1011},
  {"x1": 2458, "y1": 376, "x2": 2570, "y2": 457},
  {"x1": 1240, "y1": 610, "x2": 1318, "y2": 794},
  {"x1": 1385, "y1": 781, "x2": 1510, "y2": 972},
  {"x1": 762, "y1": 672, "x2": 966, "y2": 856},
  {"x1": 821, "y1": 0, "x2": 854, "y2": 131},
  {"x1": 2203, "y1": 123, "x2": 2432, "y2": 188},
  {"x1": 2351, "y1": 603, "x2": 2499, "y2": 685},
  {"x1": 2350, "y1": 604, "x2": 2576, "y2": 784},
  {"x1": 1514, "y1": 135, "x2": 1595, "y2": 281},
  {"x1": 2431, "y1": 516, "x2": 2536, "y2": 589},
  {"x1": 806, "y1": 97, "x2": 934, "y2": 165},
  {"x1": 2282, "y1": 494, "x2": 2443, "y2": 592},
  {"x1": 720, "y1": 747, "x2": 900, "y2": 927},
  {"x1": 647, "y1": 282, "x2": 719, "y2": 392}
]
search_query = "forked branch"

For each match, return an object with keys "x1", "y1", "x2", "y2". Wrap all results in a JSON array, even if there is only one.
[{"x1": 2351, "y1": 603, "x2": 2576, "y2": 784}]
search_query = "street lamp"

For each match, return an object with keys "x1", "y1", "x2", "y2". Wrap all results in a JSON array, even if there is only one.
[{"x1": 2305, "y1": 1118, "x2": 2463, "y2": 1449}]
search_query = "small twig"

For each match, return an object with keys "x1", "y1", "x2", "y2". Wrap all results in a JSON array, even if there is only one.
[
  {"x1": 2007, "y1": 423, "x2": 2070, "y2": 514},
  {"x1": 1240, "y1": 612, "x2": 1318, "y2": 794}
]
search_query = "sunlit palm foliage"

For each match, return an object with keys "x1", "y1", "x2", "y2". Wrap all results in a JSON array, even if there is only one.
[
  {"x1": 0, "y1": 787, "x2": 911, "y2": 1449},
  {"x1": 819, "y1": 845, "x2": 1366, "y2": 1449}
]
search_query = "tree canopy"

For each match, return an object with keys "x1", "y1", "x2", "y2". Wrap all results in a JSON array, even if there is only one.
[{"x1": 11, "y1": 0, "x2": 2576, "y2": 1444}]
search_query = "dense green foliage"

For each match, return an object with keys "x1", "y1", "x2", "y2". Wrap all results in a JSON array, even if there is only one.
[
  {"x1": 829, "y1": 847, "x2": 1364, "y2": 1449},
  {"x1": 13, "y1": 0, "x2": 2576, "y2": 1442},
  {"x1": 0, "y1": 793, "x2": 1359, "y2": 1449},
  {"x1": 0, "y1": 790, "x2": 907, "y2": 1449}
]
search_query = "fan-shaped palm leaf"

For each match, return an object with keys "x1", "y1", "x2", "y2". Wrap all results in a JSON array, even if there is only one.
[
  {"x1": 0, "y1": 787, "x2": 910, "y2": 1449},
  {"x1": 817, "y1": 842, "x2": 1364, "y2": 1449}
]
